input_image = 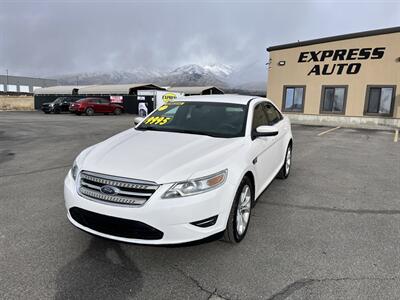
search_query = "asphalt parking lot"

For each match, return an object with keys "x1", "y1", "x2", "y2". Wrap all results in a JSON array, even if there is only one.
[{"x1": 1, "y1": 111, "x2": 399, "y2": 299}]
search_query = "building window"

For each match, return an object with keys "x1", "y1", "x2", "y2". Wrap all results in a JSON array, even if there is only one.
[
  {"x1": 0, "y1": 84, "x2": 4, "y2": 92},
  {"x1": 19, "y1": 85, "x2": 30, "y2": 93},
  {"x1": 283, "y1": 86, "x2": 305, "y2": 112},
  {"x1": 7, "y1": 85, "x2": 17, "y2": 92},
  {"x1": 364, "y1": 86, "x2": 396, "y2": 116},
  {"x1": 320, "y1": 86, "x2": 347, "y2": 114}
]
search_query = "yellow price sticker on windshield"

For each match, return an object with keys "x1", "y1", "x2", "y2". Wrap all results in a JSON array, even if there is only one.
[
  {"x1": 158, "y1": 105, "x2": 168, "y2": 111},
  {"x1": 145, "y1": 116, "x2": 172, "y2": 125}
]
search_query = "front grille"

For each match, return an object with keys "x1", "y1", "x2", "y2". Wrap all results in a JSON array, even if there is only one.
[
  {"x1": 70, "y1": 207, "x2": 163, "y2": 240},
  {"x1": 78, "y1": 170, "x2": 158, "y2": 206}
]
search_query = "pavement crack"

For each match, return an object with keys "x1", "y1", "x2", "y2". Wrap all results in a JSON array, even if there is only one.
[
  {"x1": 263, "y1": 201, "x2": 400, "y2": 215},
  {"x1": 268, "y1": 276, "x2": 400, "y2": 300},
  {"x1": 173, "y1": 266, "x2": 229, "y2": 299},
  {"x1": 267, "y1": 279, "x2": 315, "y2": 300}
]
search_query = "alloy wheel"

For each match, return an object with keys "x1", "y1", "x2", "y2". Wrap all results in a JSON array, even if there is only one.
[
  {"x1": 285, "y1": 147, "x2": 291, "y2": 175},
  {"x1": 236, "y1": 184, "x2": 251, "y2": 235}
]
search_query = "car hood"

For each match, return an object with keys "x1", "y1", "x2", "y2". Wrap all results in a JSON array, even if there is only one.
[{"x1": 79, "y1": 129, "x2": 245, "y2": 183}]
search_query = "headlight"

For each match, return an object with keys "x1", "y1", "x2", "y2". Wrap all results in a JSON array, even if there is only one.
[
  {"x1": 162, "y1": 169, "x2": 227, "y2": 199},
  {"x1": 71, "y1": 161, "x2": 79, "y2": 181}
]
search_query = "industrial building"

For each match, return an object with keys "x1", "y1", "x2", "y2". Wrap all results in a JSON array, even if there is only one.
[
  {"x1": 0, "y1": 75, "x2": 57, "y2": 94},
  {"x1": 267, "y1": 26, "x2": 400, "y2": 127}
]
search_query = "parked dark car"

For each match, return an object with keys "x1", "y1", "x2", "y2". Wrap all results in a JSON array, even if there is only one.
[
  {"x1": 41, "y1": 97, "x2": 77, "y2": 114},
  {"x1": 69, "y1": 98, "x2": 124, "y2": 116}
]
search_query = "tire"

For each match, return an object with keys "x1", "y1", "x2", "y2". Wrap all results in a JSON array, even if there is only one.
[
  {"x1": 223, "y1": 176, "x2": 253, "y2": 243},
  {"x1": 85, "y1": 107, "x2": 94, "y2": 116},
  {"x1": 53, "y1": 107, "x2": 61, "y2": 114},
  {"x1": 277, "y1": 143, "x2": 292, "y2": 179},
  {"x1": 44, "y1": 112, "x2": 50, "y2": 114},
  {"x1": 114, "y1": 108, "x2": 122, "y2": 115}
]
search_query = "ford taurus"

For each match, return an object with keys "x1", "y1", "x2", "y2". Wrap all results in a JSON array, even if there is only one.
[{"x1": 64, "y1": 95, "x2": 293, "y2": 244}]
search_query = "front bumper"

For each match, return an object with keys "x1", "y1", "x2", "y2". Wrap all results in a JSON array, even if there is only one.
[
  {"x1": 64, "y1": 171, "x2": 236, "y2": 245},
  {"x1": 41, "y1": 106, "x2": 52, "y2": 113}
]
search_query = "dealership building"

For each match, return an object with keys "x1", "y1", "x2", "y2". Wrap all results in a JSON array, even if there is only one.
[{"x1": 267, "y1": 26, "x2": 400, "y2": 127}]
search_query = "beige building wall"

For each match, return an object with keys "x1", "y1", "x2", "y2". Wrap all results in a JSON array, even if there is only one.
[{"x1": 267, "y1": 32, "x2": 400, "y2": 119}]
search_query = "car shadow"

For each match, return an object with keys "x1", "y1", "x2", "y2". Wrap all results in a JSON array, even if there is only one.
[{"x1": 55, "y1": 238, "x2": 143, "y2": 299}]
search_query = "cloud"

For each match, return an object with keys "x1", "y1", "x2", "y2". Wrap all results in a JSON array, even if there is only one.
[{"x1": 0, "y1": 0, "x2": 399, "y2": 79}]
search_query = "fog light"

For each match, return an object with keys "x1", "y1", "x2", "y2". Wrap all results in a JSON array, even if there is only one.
[{"x1": 191, "y1": 215, "x2": 218, "y2": 228}]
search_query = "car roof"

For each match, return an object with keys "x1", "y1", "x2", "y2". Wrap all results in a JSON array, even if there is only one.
[
  {"x1": 175, "y1": 94, "x2": 265, "y2": 105},
  {"x1": 80, "y1": 97, "x2": 105, "y2": 100}
]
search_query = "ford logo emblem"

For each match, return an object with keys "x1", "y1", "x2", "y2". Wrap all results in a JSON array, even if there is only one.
[{"x1": 100, "y1": 185, "x2": 117, "y2": 195}]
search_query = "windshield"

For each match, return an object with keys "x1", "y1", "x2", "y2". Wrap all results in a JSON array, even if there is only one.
[
  {"x1": 137, "y1": 101, "x2": 247, "y2": 138},
  {"x1": 53, "y1": 97, "x2": 66, "y2": 104}
]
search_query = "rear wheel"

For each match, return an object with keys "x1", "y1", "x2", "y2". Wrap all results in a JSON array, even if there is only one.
[
  {"x1": 53, "y1": 107, "x2": 61, "y2": 114},
  {"x1": 85, "y1": 107, "x2": 94, "y2": 116},
  {"x1": 277, "y1": 143, "x2": 292, "y2": 179},
  {"x1": 114, "y1": 108, "x2": 122, "y2": 115},
  {"x1": 223, "y1": 177, "x2": 253, "y2": 243}
]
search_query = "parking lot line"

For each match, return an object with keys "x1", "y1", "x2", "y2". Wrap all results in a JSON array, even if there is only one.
[
  {"x1": 395, "y1": 129, "x2": 399, "y2": 143},
  {"x1": 317, "y1": 126, "x2": 341, "y2": 136}
]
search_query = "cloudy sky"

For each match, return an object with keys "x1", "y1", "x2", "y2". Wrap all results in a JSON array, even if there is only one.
[{"x1": 0, "y1": 0, "x2": 399, "y2": 79}]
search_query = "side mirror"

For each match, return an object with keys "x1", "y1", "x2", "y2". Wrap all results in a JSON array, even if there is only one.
[
  {"x1": 253, "y1": 125, "x2": 279, "y2": 139},
  {"x1": 133, "y1": 116, "x2": 144, "y2": 126}
]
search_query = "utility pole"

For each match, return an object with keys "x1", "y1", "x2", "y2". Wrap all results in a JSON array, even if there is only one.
[
  {"x1": 6, "y1": 69, "x2": 8, "y2": 92},
  {"x1": 76, "y1": 75, "x2": 79, "y2": 86}
]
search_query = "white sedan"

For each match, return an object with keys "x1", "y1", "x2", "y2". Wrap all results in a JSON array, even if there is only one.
[{"x1": 64, "y1": 95, "x2": 293, "y2": 244}]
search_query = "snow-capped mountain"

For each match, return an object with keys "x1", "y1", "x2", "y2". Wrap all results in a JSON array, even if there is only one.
[
  {"x1": 56, "y1": 69, "x2": 162, "y2": 85},
  {"x1": 56, "y1": 63, "x2": 265, "y2": 93},
  {"x1": 57, "y1": 64, "x2": 233, "y2": 86},
  {"x1": 152, "y1": 64, "x2": 229, "y2": 87},
  {"x1": 170, "y1": 64, "x2": 233, "y2": 78}
]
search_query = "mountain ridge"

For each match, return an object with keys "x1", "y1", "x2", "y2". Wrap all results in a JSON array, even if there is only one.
[{"x1": 55, "y1": 63, "x2": 266, "y2": 93}]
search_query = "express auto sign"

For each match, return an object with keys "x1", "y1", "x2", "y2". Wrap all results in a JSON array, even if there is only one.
[{"x1": 298, "y1": 47, "x2": 385, "y2": 76}]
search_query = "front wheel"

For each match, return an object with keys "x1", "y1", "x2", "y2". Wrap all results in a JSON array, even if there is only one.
[
  {"x1": 277, "y1": 143, "x2": 292, "y2": 179},
  {"x1": 223, "y1": 177, "x2": 253, "y2": 243}
]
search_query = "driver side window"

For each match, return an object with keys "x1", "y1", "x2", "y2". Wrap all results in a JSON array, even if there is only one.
[
  {"x1": 263, "y1": 102, "x2": 283, "y2": 125},
  {"x1": 252, "y1": 103, "x2": 269, "y2": 131}
]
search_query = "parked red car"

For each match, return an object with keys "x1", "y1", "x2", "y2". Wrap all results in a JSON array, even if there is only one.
[{"x1": 69, "y1": 98, "x2": 124, "y2": 116}]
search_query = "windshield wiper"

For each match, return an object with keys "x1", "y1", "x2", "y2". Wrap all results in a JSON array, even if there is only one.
[
  {"x1": 136, "y1": 126, "x2": 166, "y2": 132},
  {"x1": 136, "y1": 127, "x2": 229, "y2": 138},
  {"x1": 169, "y1": 129, "x2": 227, "y2": 138}
]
